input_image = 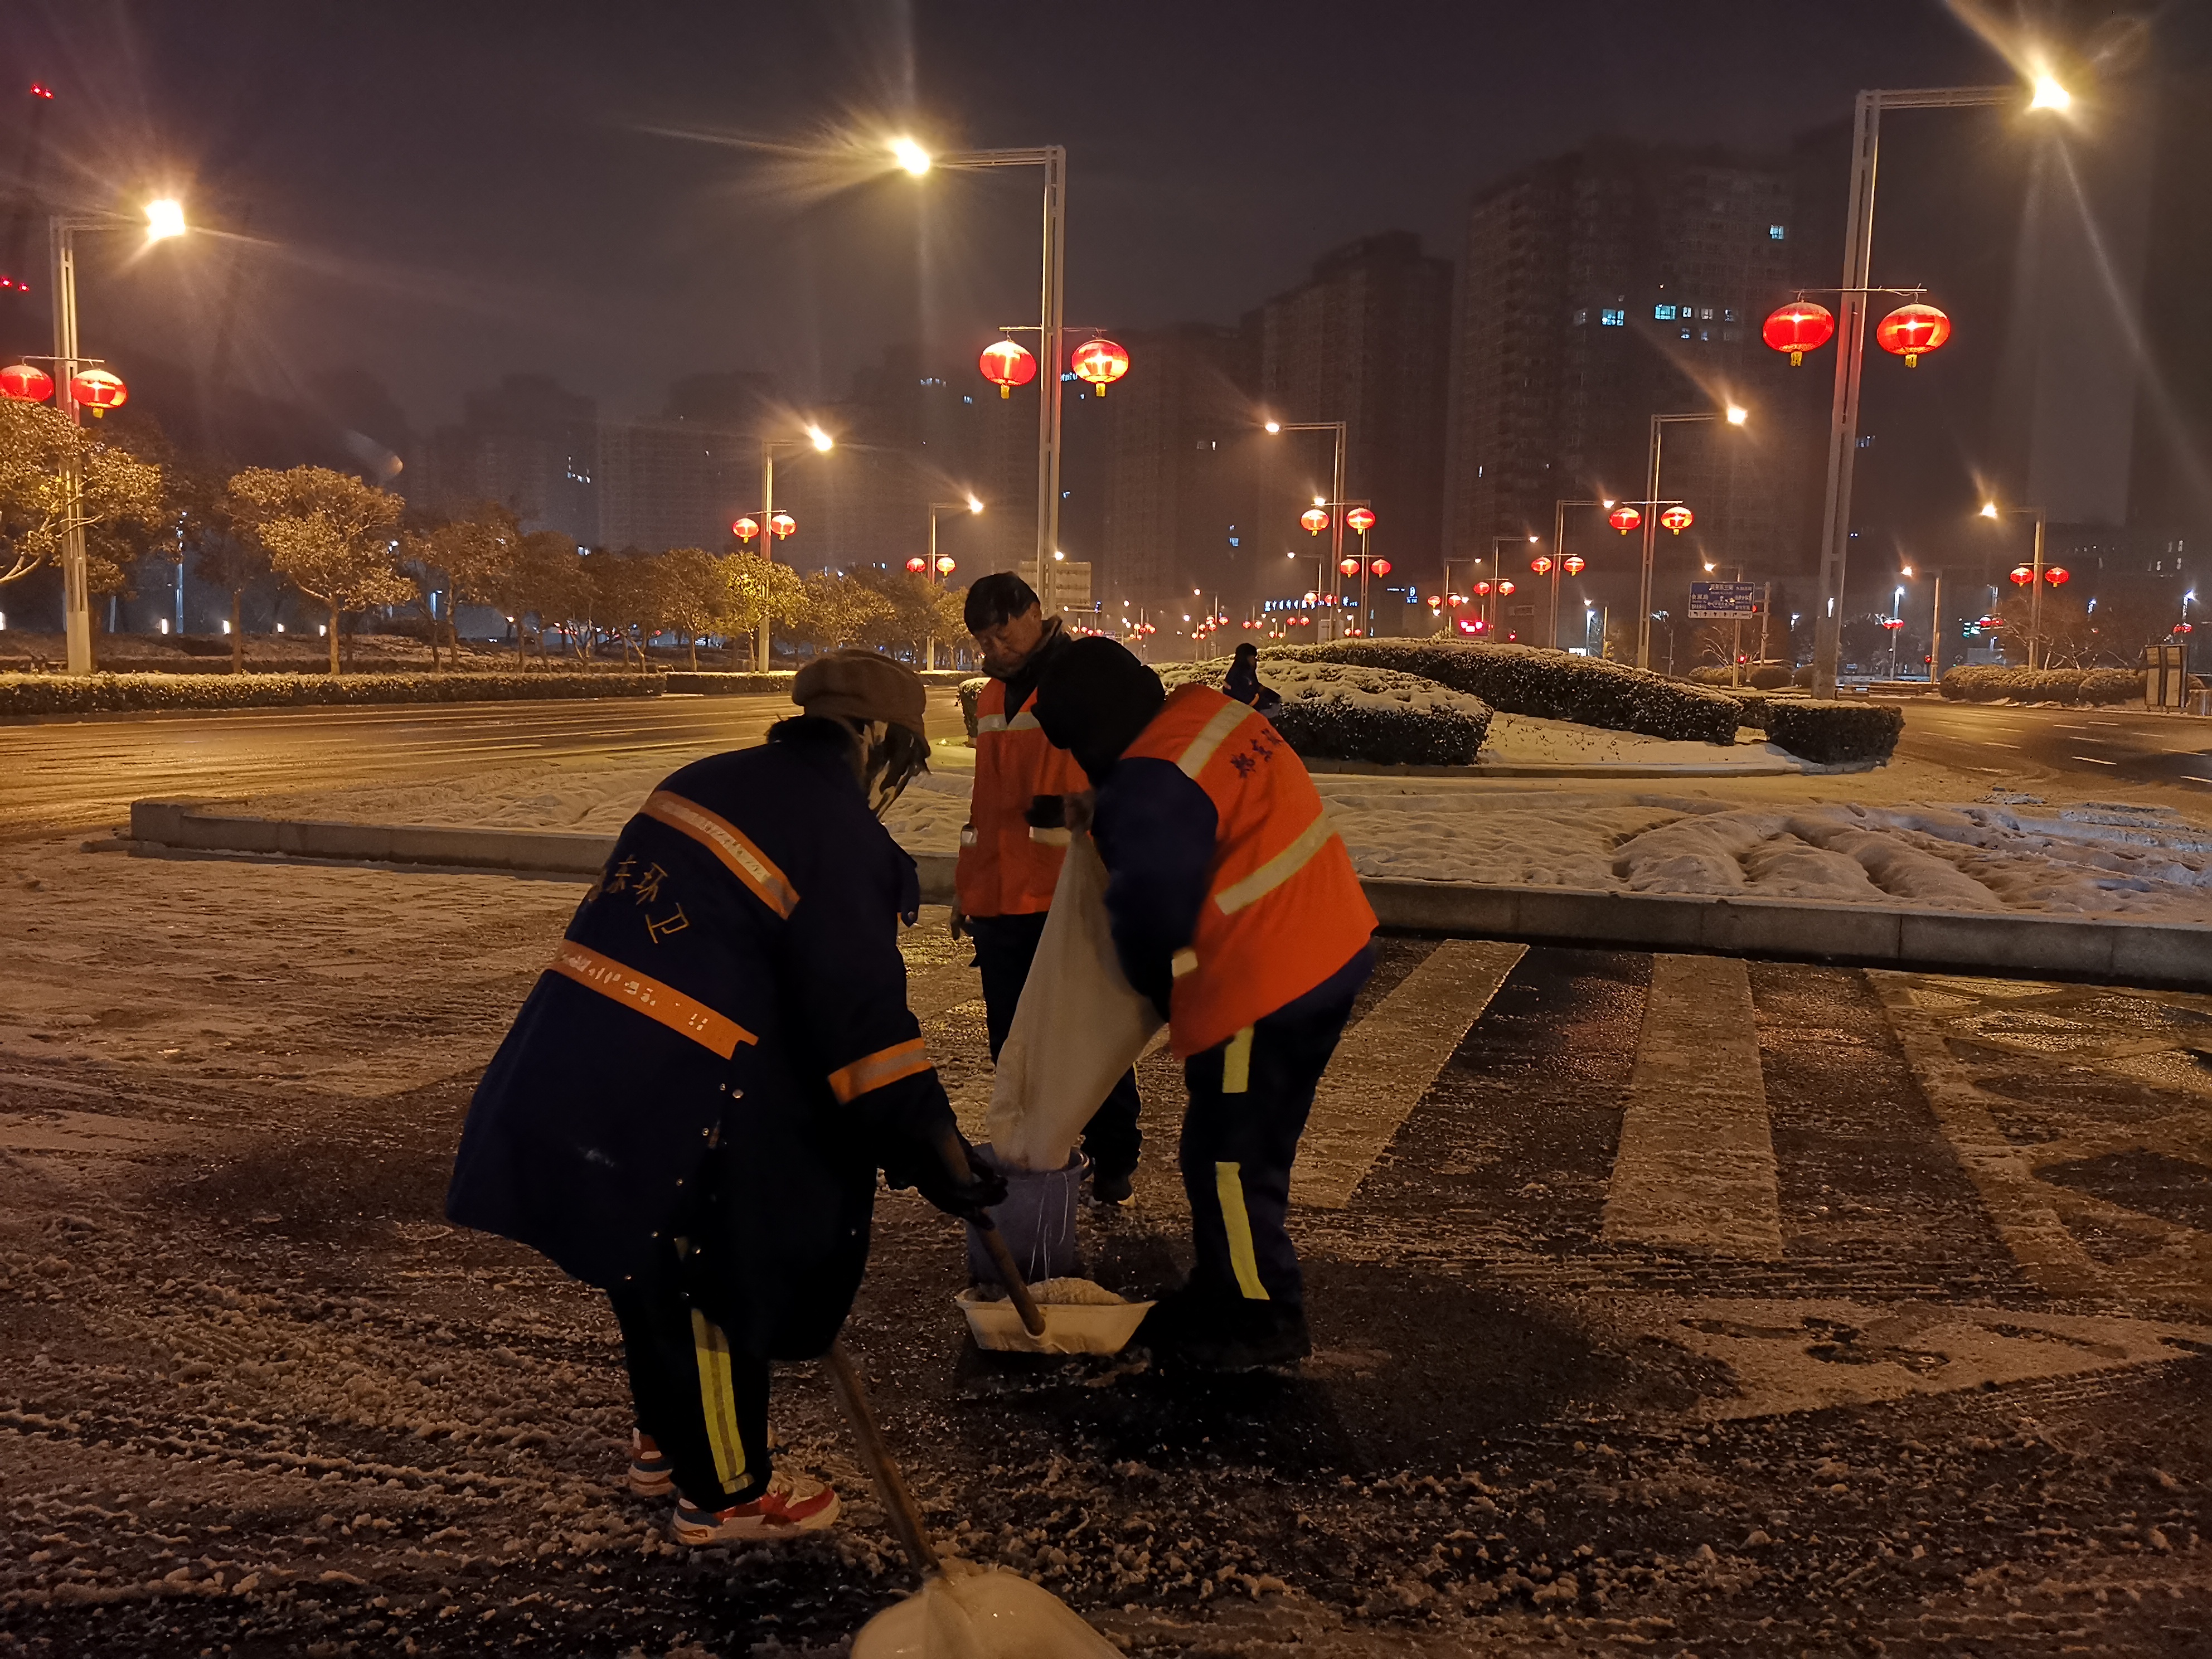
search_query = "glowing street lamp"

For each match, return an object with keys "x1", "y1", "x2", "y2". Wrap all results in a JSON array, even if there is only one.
[
  {"x1": 144, "y1": 198, "x2": 187, "y2": 242},
  {"x1": 1981, "y1": 497, "x2": 2050, "y2": 667}
]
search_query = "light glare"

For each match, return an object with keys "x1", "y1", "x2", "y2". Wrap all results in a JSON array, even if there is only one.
[
  {"x1": 145, "y1": 198, "x2": 186, "y2": 241},
  {"x1": 966, "y1": 496, "x2": 983, "y2": 513},
  {"x1": 2029, "y1": 74, "x2": 2072, "y2": 112},
  {"x1": 1725, "y1": 404, "x2": 1749, "y2": 425},
  {"x1": 891, "y1": 137, "x2": 932, "y2": 176},
  {"x1": 1980, "y1": 501, "x2": 2000, "y2": 518},
  {"x1": 807, "y1": 424, "x2": 833, "y2": 452}
]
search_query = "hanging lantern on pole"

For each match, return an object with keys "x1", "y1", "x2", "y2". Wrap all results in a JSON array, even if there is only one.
[
  {"x1": 978, "y1": 338, "x2": 1037, "y2": 399},
  {"x1": 0, "y1": 363, "x2": 54, "y2": 402},
  {"x1": 2009, "y1": 565, "x2": 2034, "y2": 586},
  {"x1": 1760, "y1": 300, "x2": 1836, "y2": 366},
  {"x1": 1562, "y1": 555, "x2": 1586, "y2": 576},
  {"x1": 905, "y1": 556, "x2": 928, "y2": 573},
  {"x1": 1530, "y1": 556, "x2": 1553, "y2": 575},
  {"x1": 1069, "y1": 337, "x2": 1129, "y2": 397},
  {"x1": 1338, "y1": 556, "x2": 1360, "y2": 576},
  {"x1": 769, "y1": 511, "x2": 797, "y2": 539},
  {"x1": 1497, "y1": 580, "x2": 1515, "y2": 596},
  {"x1": 1659, "y1": 505, "x2": 1695, "y2": 535},
  {"x1": 1474, "y1": 580, "x2": 1492, "y2": 596},
  {"x1": 1875, "y1": 303, "x2": 1951, "y2": 367},
  {"x1": 68, "y1": 367, "x2": 127, "y2": 416},
  {"x1": 2043, "y1": 566, "x2": 2069, "y2": 586},
  {"x1": 1371, "y1": 558, "x2": 1391, "y2": 575},
  {"x1": 1345, "y1": 506, "x2": 1376, "y2": 533},
  {"x1": 1299, "y1": 507, "x2": 1330, "y2": 536},
  {"x1": 936, "y1": 556, "x2": 957, "y2": 575},
  {"x1": 731, "y1": 516, "x2": 759, "y2": 544},
  {"x1": 1608, "y1": 505, "x2": 1641, "y2": 534}
]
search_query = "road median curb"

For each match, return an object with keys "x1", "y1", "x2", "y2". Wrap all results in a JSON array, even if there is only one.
[{"x1": 126, "y1": 802, "x2": 2210, "y2": 988}]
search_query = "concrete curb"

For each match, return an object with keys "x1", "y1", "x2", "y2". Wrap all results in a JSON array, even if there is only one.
[
  {"x1": 1303, "y1": 756, "x2": 1810, "y2": 779},
  {"x1": 127, "y1": 802, "x2": 2212, "y2": 988}
]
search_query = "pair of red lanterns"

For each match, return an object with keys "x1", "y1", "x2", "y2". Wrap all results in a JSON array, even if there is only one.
[
  {"x1": 731, "y1": 513, "x2": 797, "y2": 542},
  {"x1": 1337, "y1": 556, "x2": 1393, "y2": 576},
  {"x1": 1607, "y1": 504, "x2": 1693, "y2": 535},
  {"x1": 1302, "y1": 505, "x2": 1376, "y2": 536},
  {"x1": 2009, "y1": 564, "x2": 2070, "y2": 587},
  {"x1": 979, "y1": 336, "x2": 1129, "y2": 398},
  {"x1": 903, "y1": 555, "x2": 958, "y2": 576},
  {"x1": 1, "y1": 361, "x2": 128, "y2": 416},
  {"x1": 1530, "y1": 555, "x2": 1588, "y2": 576},
  {"x1": 1761, "y1": 300, "x2": 1952, "y2": 368}
]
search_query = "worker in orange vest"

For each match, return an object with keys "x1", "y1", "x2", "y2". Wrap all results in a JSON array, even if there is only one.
[
  {"x1": 954, "y1": 574, "x2": 1143, "y2": 1203},
  {"x1": 1034, "y1": 638, "x2": 1376, "y2": 1369}
]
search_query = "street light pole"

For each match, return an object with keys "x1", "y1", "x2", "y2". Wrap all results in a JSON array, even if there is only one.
[
  {"x1": 755, "y1": 424, "x2": 833, "y2": 670},
  {"x1": 1637, "y1": 408, "x2": 1744, "y2": 670},
  {"x1": 1810, "y1": 83, "x2": 2046, "y2": 700},
  {"x1": 1264, "y1": 419, "x2": 1347, "y2": 639},
  {"x1": 1550, "y1": 498, "x2": 1605, "y2": 650},
  {"x1": 49, "y1": 215, "x2": 89, "y2": 675}
]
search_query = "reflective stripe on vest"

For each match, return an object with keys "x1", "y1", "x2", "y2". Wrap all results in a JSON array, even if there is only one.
[
  {"x1": 546, "y1": 940, "x2": 756, "y2": 1059},
  {"x1": 1124, "y1": 685, "x2": 1376, "y2": 1058},
  {"x1": 640, "y1": 790, "x2": 800, "y2": 918},
  {"x1": 826, "y1": 1036, "x2": 933, "y2": 1104}
]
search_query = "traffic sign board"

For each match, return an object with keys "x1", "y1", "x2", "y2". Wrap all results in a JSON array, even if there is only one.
[{"x1": 1689, "y1": 581, "x2": 1759, "y2": 619}]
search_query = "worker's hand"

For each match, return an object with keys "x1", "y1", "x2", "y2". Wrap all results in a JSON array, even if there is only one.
[
  {"x1": 1063, "y1": 790, "x2": 1095, "y2": 835},
  {"x1": 947, "y1": 899, "x2": 967, "y2": 942},
  {"x1": 912, "y1": 1128, "x2": 1007, "y2": 1223}
]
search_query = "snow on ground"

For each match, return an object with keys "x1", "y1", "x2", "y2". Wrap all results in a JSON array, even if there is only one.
[
  {"x1": 1477, "y1": 710, "x2": 1794, "y2": 768},
  {"x1": 246, "y1": 747, "x2": 2212, "y2": 923}
]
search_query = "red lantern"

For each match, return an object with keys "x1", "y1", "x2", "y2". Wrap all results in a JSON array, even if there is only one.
[
  {"x1": 2177, "y1": 622, "x2": 2195, "y2": 634},
  {"x1": 1, "y1": 363, "x2": 53, "y2": 402},
  {"x1": 1474, "y1": 580, "x2": 1492, "y2": 596},
  {"x1": 1881, "y1": 618, "x2": 1904, "y2": 630},
  {"x1": 978, "y1": 338, "x2": 1036, "y2": 399},
  {"x1": 936, "y1": 556, "x2": 956, "y2": 575},
  {"x1": 905, "y1": 556, "x2": 928, "y2": 573},
  {"x1": 2043, "y1": 566, "x2": 2069, "y2": 586},
  {"x1": 68, "y1": 367, "x2": 126, "y2": 416},
  {"x1": 2009, "y1": 565, "x2": 2034, "y2": 586},
  {"x1": 1338, "y1": 557, "x2": 1360, "y2": 576},
  {"x1": 1530, "y1": 556, "x2": 1553, "y2": 575},
  {"x1": 1660, "y1": 505, "x2": 1694, "y2": 535},
  {"x1": 1562, "y1": 555, "x2": 1586, "y2": 576},
  {"x1": 1069, "y1": 337, "x2": 1129, "y2": 397},
  {"x1": 731, "y1": 517, "x2": 760, "y2": 542},
  {"x1": 1371, "y1": 559, "x2": 1391, "y2": 576},
  {"x1": 1875, "y1": 303, "x2": 1951, "y2": 367},
  {"x1": 1608, "y1": 505, "x2": 1641, "y2": 534},
  {"x1": 1345, "y1": 506, "x2": 1376, "y2": 533},
  {"x1": 1762, "y1": 300, "x2": 1836, "y2": 366},
  {"x1": 1299, "y1": 507, "x2": 1329, "y2": 536},
  {"x1": 769, "y1": 511, "x2": 796, "y2": 539}
]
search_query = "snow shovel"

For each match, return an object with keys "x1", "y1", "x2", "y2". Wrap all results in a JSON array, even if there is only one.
[{"x1": 826, "y1": 1341, "x2": 1117, "y2": 1658}]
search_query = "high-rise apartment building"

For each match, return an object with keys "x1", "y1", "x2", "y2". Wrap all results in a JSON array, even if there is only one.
[
  {"x1": 426, "y1": 373, "x2": 598, "y2": 546},
  {"x1": 1250, "y1": 232, "x2": 1453, "y2": 585},
  {"x1": 595, "y1": 418, "x2": 750, "y2": 552},
  {"x1": 1442, "y1": 141, "x2": 1797, "y2": 592}
]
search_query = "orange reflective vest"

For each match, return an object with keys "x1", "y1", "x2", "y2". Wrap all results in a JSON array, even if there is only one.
[
  {"x1": 955, "y1": 676, "x2": 1092, "y2": 917},
  {"x1": 1123, "y1": 685, "x2": 1377, "y2": 1058}
]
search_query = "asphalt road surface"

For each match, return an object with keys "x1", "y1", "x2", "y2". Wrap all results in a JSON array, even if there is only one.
[
  {"x1": 0, "y1": 691, "x2": 971, "y2": 843},
  {"x1": 1889, "y1": 697, "x2": 2212, "y2": 794},
  {"x1": 2, "y1": 834, "x2": 2207, "y2": 1657}
]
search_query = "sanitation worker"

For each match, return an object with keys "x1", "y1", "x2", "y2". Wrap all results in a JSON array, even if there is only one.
[
  {"x1": 955, "y1": 572, "x2": 1143, "y2": 1204},
  {"x1": 446, "y1": 650, "x2": 1004, "y2": 1545},
  {"x1": 1032, "y1": 638, "x2": 1376, "y2": 1369}
]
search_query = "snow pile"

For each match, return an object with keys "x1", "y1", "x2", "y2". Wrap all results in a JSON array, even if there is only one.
[
  {"x1": 1478, "y1": 711, "x2": 1795, "y2": 769},
  {"x1": 1159, "y1": 657, "x2": 1491, "y2": 722}
]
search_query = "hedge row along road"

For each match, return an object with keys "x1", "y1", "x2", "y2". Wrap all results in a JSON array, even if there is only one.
[{"x1": 0, "y1": 690, "x2": 971, "y2": 843}]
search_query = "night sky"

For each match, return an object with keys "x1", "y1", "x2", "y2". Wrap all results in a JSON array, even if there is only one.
[{"x1": 7, "y1": 1, "x2": 2036, "y2": 438}]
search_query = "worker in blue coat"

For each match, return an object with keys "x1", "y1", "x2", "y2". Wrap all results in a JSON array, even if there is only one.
[{"x1": 447, "y1": 651, "x2": 1003, "y2": 1547}]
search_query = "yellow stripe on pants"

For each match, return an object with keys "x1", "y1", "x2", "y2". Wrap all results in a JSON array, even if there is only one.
[
  {"x1": 1223, "y1": 1025, "x2": 1254, "y2": 1094},
  {"x1": 690, "y1": 1309, "x2": 748, "y2": 1492},
  {"x1": 1214, "y1": 1161, "x2": 1270, "y2": 1301}
]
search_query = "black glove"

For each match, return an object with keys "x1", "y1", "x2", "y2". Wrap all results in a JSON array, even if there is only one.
[{"x1": 907, "y1": 1127, "x2": 1008, "y2": 1223}]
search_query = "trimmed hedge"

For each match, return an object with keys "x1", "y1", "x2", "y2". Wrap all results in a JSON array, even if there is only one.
[
  {"x1": 1270, "y1": 639, "x2": 1740, "y2": 743},
  {"x1": 1760, "y1": 698, "x2": 1904, "y2": 765},
  {"x1": 1691, "y1": 663, "x2": 1794, "y2": 691},
  {"x1": 0, "y1": 671, "x2": 667, "y2": 718},
  {"x1": 1160, "y1": 659, "x2": 1491, "y2": 766},
  {"x1": 663, "y1": 671, "x2": 797, "y2": 695},
  {"x1": 1941, "y1": 666, "x2": 2143, "y2": 705}
]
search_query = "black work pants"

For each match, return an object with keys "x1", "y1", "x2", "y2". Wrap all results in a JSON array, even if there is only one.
[
  {"x1": 608, "y1": 1238, "x2": 772, "y2": 1508},
  {"x1": 1180, "y1": 993, "x2": 1357, "y2": 1304},
  {"x1": 968, "y1": 910, "x2": 1143, "y2": 1174}
]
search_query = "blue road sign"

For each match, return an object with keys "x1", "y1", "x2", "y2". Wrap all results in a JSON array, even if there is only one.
[{"x1": 1689, "y1": 581, "x2": 1759, "y2": 619}]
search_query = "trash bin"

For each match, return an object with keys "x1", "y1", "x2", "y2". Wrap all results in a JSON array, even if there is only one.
[{"x1": 964, "y1": 1143, "x2": 1087, "y2": 1286}]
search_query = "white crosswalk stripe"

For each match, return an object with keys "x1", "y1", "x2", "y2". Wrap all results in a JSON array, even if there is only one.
[
  {"x1": 1601, "y1": 954, "x2": 1782, "y2": 1258},
  {"x1": 1291, "y1": 940, "x2": 1526, "y2": 1209}
]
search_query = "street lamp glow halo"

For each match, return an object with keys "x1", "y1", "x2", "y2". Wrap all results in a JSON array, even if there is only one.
[
  {"x1": 806, "y1": 425, "x2": 834, "y2": 452},
  {"x1": 966, "y1": 496, "x2": 983, "y2": 513},
  {"x1": 2028, "y1": 73, "x2": 2073, "y2": 112},
  {"x1": 1725, "y1": 404, "x2": 1749, "y2": 425},
  {"x1": 144, "y1": 198, "x2": 187, "y2": 241},
  {"x1": 1264, "y1": 420, "x2": 1282, "y2": 434},
  {"x1": 890, "y1": 137, "x2": 932, "y2": 176},
  {"x1": 1980, "y1": 501, "x2": 2000, "y2": 518}
]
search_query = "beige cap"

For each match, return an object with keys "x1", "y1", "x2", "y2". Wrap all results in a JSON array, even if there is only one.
[{"x1": 792, "y1": 649, "x2": 928, "y2": 743}]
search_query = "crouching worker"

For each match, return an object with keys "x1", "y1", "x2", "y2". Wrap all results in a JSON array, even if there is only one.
[
  {"x1": 446, "y1": 650, "x2": 1005, "y2": 1545},
  {"x1": 1033, "y1": 639, "x2": 1376, "y2": 1370}
]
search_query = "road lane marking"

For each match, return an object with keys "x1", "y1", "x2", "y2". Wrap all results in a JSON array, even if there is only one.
[
  {"x1": 1601, "y1": 954, "x2": 1782, "y2": 1259},
  {"x1": 1291, "y1": 939, "x2": 1526, "y2": 1210},
  {"x1": 2069, "y1": 756, "x2": 2118, "y2": 765}
]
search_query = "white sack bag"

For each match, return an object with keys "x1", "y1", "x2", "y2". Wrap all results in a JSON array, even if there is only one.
[{"x1": 985, "y1": 835, "x2": 1163, "y2": 1171}]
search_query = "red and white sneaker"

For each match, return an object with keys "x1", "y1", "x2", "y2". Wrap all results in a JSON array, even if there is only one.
[
  {"x1": 627, "y1": 1429, "x2": 673, "y2": 1498},
  {"x1": 669, "y1": 1472, "x2": 841, "y2": 1544}
]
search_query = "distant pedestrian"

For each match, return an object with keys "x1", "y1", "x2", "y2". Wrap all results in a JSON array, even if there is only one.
[
  {"x1": 446, "y1": 650, "x2": 1004, "y2": 1546},
  {"x1": 1223, "y1": 642, "x2": 1282, "y2": 713}
]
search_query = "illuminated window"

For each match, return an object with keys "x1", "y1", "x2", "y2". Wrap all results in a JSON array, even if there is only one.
[
  {"x1": 1699, "y1": 308, "x2": 1714, "y2": 321},
  {"x1": 1769, "y1": 224, "x2": 1786, "y2": 240},
  {"x1": 1573, "y1": 308, "x2": 1588, "y2": 324},
  {"x1": 1600, "y1": 308, "x2": 1626, "y2": 326},
  {"x1": 1654, "y1": 304, "x2": 1676, "y2": 320}
]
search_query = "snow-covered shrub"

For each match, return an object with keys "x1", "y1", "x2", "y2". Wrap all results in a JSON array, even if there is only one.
[
  {"x1": 1940, "y1": 666, "x2": 2143, "y2": 705},
  {"x1": 1759, "y1": 699, "x2": 1904, "y2": 765},
  {"x1": 662, "y1": 671, "x2": 797, "y2": 695},
  {"x1": 1271, "y1": 639, "x2": 1739, "y2": 743},
  {"x1": 1159, "y1": 658, "x2": 1491, "y2": 765},
  {"x1": 957, "y1": 676, "x2": 989, "y2": 739},
  {"x1": 1690, "y1": 663, "x2": 1793, "y2": 690},
  {"x1": 0, "y1": 671, "x2": 666, "y2": 717}
]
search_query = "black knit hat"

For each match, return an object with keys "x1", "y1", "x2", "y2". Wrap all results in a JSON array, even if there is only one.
[
  {"x1": 964, "y1": 571, "x2": 1040, "y2": 633},
  {"x1": 1033, "y1": 637, "x2": 1165, "y2": 779}
]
